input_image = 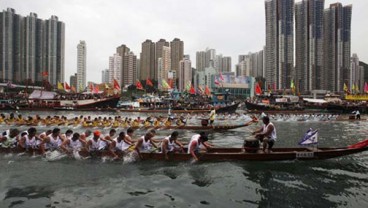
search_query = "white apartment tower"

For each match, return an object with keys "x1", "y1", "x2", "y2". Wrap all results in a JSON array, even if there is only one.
[
  {"x1": 109, "y1": 53, "x2": 122, "y2": 86},
  {"x1": 77, "y1": 40, "x2": 86, "y2": 92}
]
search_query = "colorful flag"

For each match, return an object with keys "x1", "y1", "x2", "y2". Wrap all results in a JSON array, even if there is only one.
[
  {"x1": 71, "y1": 85, "x2": 76, "y2": 93},
  {"x1": 197, "y1": 85, "x2": 204, "y2": 95},
  {"x1": 113, "y1": 79, "x2": 121, "y2": 91},
  {"x1": 214, "y1": 78, "x2": 220, "y2": 86},
  {"x1": 185, "y1": 81, "x2": 191, "y2": 91},
  {"x1": 146, "y1": 78, "x2": 153, "y2": 87},
  {"x1": 364, "y1": 82, "x2": 368, "y2": 93},
  {"x1": 343, "y1": 83, "x2": 349, "y2": 94},
  {"x1": 57, "y1": 82, "x2": 64, "y2": 90},
  {"x1": 189, "y1": 85, "x2": 196, "y2": 95},
  {"x1": 205, "y1": 85, "x2": 211, "y2": 96},
  {"x1": 255, "y1": 82, "x2": 262, "y2": 95},
  {"x1": 89, "y1": 83, "x2": 94, "y2": 92},
  {"x1": 291, "y1": 80, "x2": 295, "y2": 95},
  {"x1": 355, "y1": 84, "x2": 360, "y2": 93},
  {"x1": 168, "y1": 79, "x2": 174, "y2": 88},
  {"x1": 93, "y1": 85, "x2": 99, "y2": 94},
  {"x1": 79, "y1": 83, "x2": 84, "y2": 92},
  {"x1": 42, "y1": 71, "x2": 49, "y2": 77},
  {"x1": 161, "y1": 79, "x2": 170, "y2": 89},
  {"x1": 219, "y1": 72, "x2": 224, "y2": 81},
  {"x1": 64, "y1": 82, "x2": 71, "y2": 92},
  {"x1": 299, "y1": 128, "x2": 318, "y2": 146},
  {"x1": 136, "y1": 80, "x2": 143, "y2": 90}
]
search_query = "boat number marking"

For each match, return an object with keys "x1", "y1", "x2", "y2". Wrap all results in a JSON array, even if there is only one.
[{"x1": 296, "y1": 152, "x2": 314, "y2": 158}]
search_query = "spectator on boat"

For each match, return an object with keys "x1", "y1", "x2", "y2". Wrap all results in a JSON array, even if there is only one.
[{"x1": 252, "y1": 116, "x2": 277, "y2": 153}]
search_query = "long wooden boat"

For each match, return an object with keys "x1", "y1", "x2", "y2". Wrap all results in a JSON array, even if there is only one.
[
  {"x1": 130, "y1": 123, "x2": 252, "y2": 131},
  {"x1": 118, "y1": 103, "x2": 239, "y2": 114},
  {"x1": 2, "y1": 139, "x2": 367, "y2": 162}
]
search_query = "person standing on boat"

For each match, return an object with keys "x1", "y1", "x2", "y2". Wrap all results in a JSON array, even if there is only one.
[
  {"x1": 252, "y1": 116, "x2": 277, "y2": 153},
  {"x1": 161, "y1": 131, "x2": 185, "y2": 160},
  {"x1": 355, "y1": 110, "x2": 361, "y2": 120},
  {"x1": 209, "y1": 108, "x2": 216, "y2": 126},
  {"x1": 187, "y1": 132, "x2": 212, "y2": 161}
]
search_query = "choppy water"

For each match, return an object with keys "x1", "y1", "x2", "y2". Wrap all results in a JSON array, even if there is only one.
[{"x1": 1, "y1": 111, "x2": 368, "y2": 208}]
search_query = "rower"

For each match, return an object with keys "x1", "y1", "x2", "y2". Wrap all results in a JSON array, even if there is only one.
[
  {"x1": 60, "y1": 133, "x2": 85, "y2": 153},
  {"x1": 0, "y1": 128, "x2": 20, "y2": 148},
  {"x1": 252, "y1": 116, "x2": 277, "y2": 153},
  {"x1": 61, "y1": 129, "x2": 73, "y2": 141},
  {"x1": 134, "y1": 131, "x2": 158, "y2": 159},
  {"x1": 187, "y1": 132, "x2": 212, "y2": 161},
  {"x1": 125, "y1": 127, "x2": 135, "y2": 143},
  {"x1": 176, "y1": 116, "x2": 187, "y2": 126},
  {"x1": 80, "y1": 130, "x2": 92, "y2": 144},
  {"x1": 110, "y1": 132, "x2": 134, "y2": 159},
  {"x1": 161, "y1": 131, "x2": 184, "y2": 160},
  {"x1": 87, "y1": 130, "x2": 103, "y2": 152},
  {"x1": 19, "y1": 127, "x2": 39, "y2": 149},
  {"x1": 40, "y1": 128, "x2": 64, "y2": 154},
  {"x1": 99, "y1": 129, "x2": 116, "y2": 150}
]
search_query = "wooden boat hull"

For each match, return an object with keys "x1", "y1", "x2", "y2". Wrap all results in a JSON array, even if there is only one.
[
  {"x1": 2, "y1": 139, "x2": 367, "y2": 161},
  {"x1": 245, "y1": 101, "x2": 304, "y2": 112},
  {"x1": 140, "y1": 146, "x2": 368, "y2": 161},
  {"x1": 130, "y1": 123, "x2": 251, "y2": 131}
]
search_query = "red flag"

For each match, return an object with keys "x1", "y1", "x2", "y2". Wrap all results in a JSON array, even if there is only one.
[
  {"x1": 71, "y1": 85, "x2": 76, "y2": 93},
  {"x1": 42, "y1": 71, "x2": 48, "y2": 77},
  {"x1": 255, "y1": 82, "x2": 262, "y2": 95},
  {"x1": 64, "y1": 82, "x2": 71, "y2": 91},
  {"x1": 136, "y1": 80, "x2": 143, "y2": 90},
  {"x1": 89, "y1": 83, "x2": 94, "y2": 92},
  {"x1": 168, "y1": 79, "x2": 174, "y2": 88},
  {"x1": 189, "y1": 85, "x2": 196, "y2": 95},
  {"x1": 214, "y1": 78, "x2": 220, "y2": 86},
  {"x1": 146, "y1": 78, "x2": 153, "y2": 87},
  {"x1": 113, "y1": 79, "x2": 121, "y2": 91},
  {"x1": 219, "y1": 72, "x2": 224, "y2": 81},
  {"x1": 205, "y1": 85, "x2": 211, "y2": 96},
  {"x1": 93, "y1": 85, "x2": 99, "y2": 94}
]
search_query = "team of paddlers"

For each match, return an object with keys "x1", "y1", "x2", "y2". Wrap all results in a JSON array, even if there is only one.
[{"x1": 0, "y1": 126, "x2": 215, "y2": 161}]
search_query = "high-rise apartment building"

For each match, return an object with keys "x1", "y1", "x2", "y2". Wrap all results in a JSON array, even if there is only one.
[
  {"x1": 0, "y1": 8, "x2": 65, "y2": 86},
  {"x1": 155, "y1": 39, "x2": 169, "y2": 80},
  {"x1": 265, "y1": 0, "x2": 294, "y2": 90},
  {"x1": 116, "y1": 44, "x2": 130, "y2": 85},
  {"x1": 196, "y1": 51, "x2": 206, "y2": 71},
  {"x1": 178, "y1": 57, "x2": 192, "y2": 92},
  {"x1": 70, "y1": 73, "x2": 77, "y2": 90},
  {"x1": 77, "y1": 40, "x2": 86, "y2": 92},
  {"x1": 323, "y1": 3, "x2": 352, "y2": 92},
  {"x1": 295, "y1": 0, "x2": 324, "y2": 92},
  {"x1": 157, "y1": 46, "x2": 171, "y2": 85},
  {"x1": 109, "y1": 53, "x2": 122, "y2": 86},
  {"x1": 140, "y1": 40, "x2": 155, "y2": 80},
  {"x1": 222, "y1": 57, "x2": 232, "y2": 73},
  {"x1": 350, "y1": 54, "x2": 364, "y2": 91},
  {"x1": 170, "y1": 38, "x2": 184, "y2": 76},
  {"x1": 101, "y1": 69, "x2": 109, "y2": 83},
  {"x1": 123, "y1": 51, "x2": 137, "y2": 86}
]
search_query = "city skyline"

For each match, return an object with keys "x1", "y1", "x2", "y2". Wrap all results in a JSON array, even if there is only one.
[{"x1": 1, "y1": 0, "x2": 366, "y2": 84}]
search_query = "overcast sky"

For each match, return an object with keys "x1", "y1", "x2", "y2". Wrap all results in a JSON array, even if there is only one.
[{"x1": 1, "y1": 0, "x2": 367, "y2": 83}]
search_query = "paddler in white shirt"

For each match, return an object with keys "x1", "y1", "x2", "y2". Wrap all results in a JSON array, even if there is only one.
[{"x1": 161, "y1": 131, "x2": 185, "y2": 160}]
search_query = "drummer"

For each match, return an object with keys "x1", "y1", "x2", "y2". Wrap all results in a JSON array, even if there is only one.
[{"x1": 252, "y1": 116, "x2": 277, "y2": 153}]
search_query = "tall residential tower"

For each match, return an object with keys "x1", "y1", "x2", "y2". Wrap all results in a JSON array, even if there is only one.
[{"x1": 77, "y1": 40, "x2": 86, "y2": 92}]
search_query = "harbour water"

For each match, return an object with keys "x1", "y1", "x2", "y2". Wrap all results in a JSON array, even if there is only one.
[{"x1": 0, "y1": 111, "x2": 368, "y2": 208}]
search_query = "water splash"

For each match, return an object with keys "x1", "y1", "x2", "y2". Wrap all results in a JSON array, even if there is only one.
[{"x1": 44, "y1": 150, "x2": 67, "y2": 162}]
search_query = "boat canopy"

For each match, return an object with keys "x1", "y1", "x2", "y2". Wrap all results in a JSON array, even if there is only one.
[{"x1": 29, "y1": 90, "x2": 57, "y2": 100}]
